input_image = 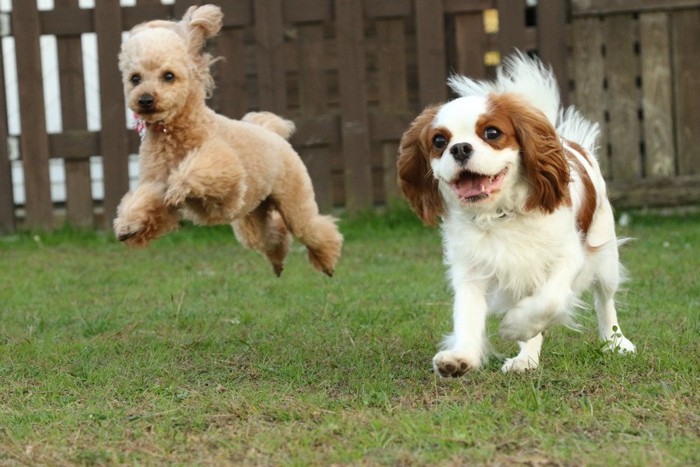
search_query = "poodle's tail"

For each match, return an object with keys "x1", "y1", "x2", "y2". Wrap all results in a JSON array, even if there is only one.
[{"x1": 242, "y1": 111, "x2": 296, "y2": 141}]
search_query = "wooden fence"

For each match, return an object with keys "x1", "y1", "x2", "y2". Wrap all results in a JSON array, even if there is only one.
[{"x1": 0, "y1": 0, "x2": 698, "y2": 233}]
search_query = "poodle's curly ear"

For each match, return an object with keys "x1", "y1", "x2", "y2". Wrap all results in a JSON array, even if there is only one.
[
  {"x1": 398, "y1": 105, "x2": 444, "y2": 226},
  {"x1": 180, "y1": 4, "x2": 223, "y2": 56},
  {"x1": 494, "y1": 94, "x2": 571, "y2": 213}
]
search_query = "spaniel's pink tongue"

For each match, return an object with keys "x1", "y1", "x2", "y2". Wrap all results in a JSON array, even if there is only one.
[{"x1": 453, "y1": 174, "x2": 492, "y2": 199}]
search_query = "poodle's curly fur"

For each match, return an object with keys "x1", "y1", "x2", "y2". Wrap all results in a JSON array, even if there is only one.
[{"x1": 114, "y1": 4, "x2": 342, "y2": 276}]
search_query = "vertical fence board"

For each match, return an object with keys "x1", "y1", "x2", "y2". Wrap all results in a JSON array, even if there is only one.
[
  {"x1": 56, "y1": 0, "x2": 94, "y2": 228},
  {"x1": 454, "y1": 12, "x2": 487, "y2": 79},
  {"x1": 217, "y1": 26, "x2": 248, "y2": 119},
  {"x1": 639, "y1": 12, "x2": 675, "y2": 177},
  {"x1": 0, "y1": 30, "x2": 13, "y2": 232},
  {"x1": 12, "y1": 1, "x2": 53, "y2": 229},
  {"x1": 95, "y1": 0, "x2": 129, "y2": 229},
  {"x1": 415, "y1": 0, "x2": 446, "y2": 106},
  {"x1": 497, "y1": 0, "x2": 528, "y2": 55},
  {"x1": 672, "y1": 9, "x2": 700, "y2": 176},
  {"x1": 296, "y1": 23, "x2": 333, "y2": 212},
  {"x1": 537, "y1": 0, "x2": 569, "y2": 105},
  {"x1": 336, "y1": 0, "x2": 372, "y2": 211},
  {"x1": 377, "y1": 18, "x2": 408, "y2": 203},
  {"x1": 604, "y1": 14, "x2": 641, "y2": 181},
  {"x1": 254, "y1": 0, "x2": 287, "y2": 113},
  {"x1": 570, "y1": 17, "x2": 609, "y2": 176}
]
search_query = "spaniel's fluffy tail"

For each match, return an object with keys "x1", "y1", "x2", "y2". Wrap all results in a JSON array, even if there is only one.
[{"x1": 242, "y1": 111, "x2": 296, "y2": 141}]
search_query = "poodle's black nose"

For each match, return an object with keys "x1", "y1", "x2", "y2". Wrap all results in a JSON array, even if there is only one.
[{"x1": 138, "y1": 93, "x2": 155, "y2": 110}]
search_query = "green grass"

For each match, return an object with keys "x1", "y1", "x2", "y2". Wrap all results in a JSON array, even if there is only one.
[{"x1": 0, "y1": 208, "x2": 698, "y2": 465}]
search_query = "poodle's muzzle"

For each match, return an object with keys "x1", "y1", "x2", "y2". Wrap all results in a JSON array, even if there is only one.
[{"x1": 138, "y1": 93, "x2": 156, "y2": 112}]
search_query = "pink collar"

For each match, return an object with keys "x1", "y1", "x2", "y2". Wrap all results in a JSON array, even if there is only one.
[{"x1": 133, "y1": 113, "x2": 169, "y2": 140}]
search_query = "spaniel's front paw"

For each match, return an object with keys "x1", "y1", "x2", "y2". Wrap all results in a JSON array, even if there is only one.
[
  {"x1": 603, "y1": 334, "x2": 636, "y2": 354},
  {"x1": 113, "y1": 217, "x2": 146, "y2": 246},
  {"x1": 432, "y1": 350, "x2": 480, "y2": 378},
  {"x1": 501, "y1": 355, "x2": 539, "y2": 373}
]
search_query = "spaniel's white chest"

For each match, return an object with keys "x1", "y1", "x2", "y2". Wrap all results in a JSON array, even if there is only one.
[{"x1": 441, "y1": 210, "x2": 583, "y2": 298}]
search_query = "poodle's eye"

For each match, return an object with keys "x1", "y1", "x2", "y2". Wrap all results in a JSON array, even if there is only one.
[
  {"x1": 163, "y1": 71, "x2": 175, "y2": 82},
  {"x1": 432, "y1": 134, "x2": 448, "y2": 150},
  {"x1": 483, "y1": 126, "x2": 502, "y2": 141},
  {"x1": 130, "y1": 74, "x2": 141, "y2": 85}
]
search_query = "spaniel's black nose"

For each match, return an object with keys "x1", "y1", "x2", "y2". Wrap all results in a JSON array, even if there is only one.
[
  {"x1": 450, "y1": 143, "x2": 473, "y2": 163},
  {"x1": 138, "y1": 93, "x2": 155, "y2": 110}
]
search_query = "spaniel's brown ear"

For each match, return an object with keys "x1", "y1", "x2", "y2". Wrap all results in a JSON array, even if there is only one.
[
  {"x1": 495, "y1": 94, "x2": 571, "y2": 213},
  {"x1": 397, "y1": 106, "x2": 444, "y2": 226}
]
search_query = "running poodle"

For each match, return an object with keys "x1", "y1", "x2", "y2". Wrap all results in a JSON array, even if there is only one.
[{"x1": 114, "y1": 4, "x2": 342, "y2": 276}]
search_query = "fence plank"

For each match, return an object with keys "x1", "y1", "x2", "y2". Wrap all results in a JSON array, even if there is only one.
[
  {"x1": 570, "y1": 17, "x2": 609, "y2": 177},
  {"x1": 672, "y1": 9, "x2": 700, "y2": 176},
  {"x1": 415, "y1": 0, "x2": 447, "y2": 106},
  {"x1": 639, "y1": 12, "x2": 675, "y2": 177},
  {"x1": 95, "y1": 0, "x2": 129, "y2": 230},
  {"x1": 217, "y1": 26, "x2": 248, "y2": 119},
  {"x1": 497, "y1": 0, "x2": 528, "y2": 55},
  {"x1": 335, "y1": 0, "x2": 373, "y2": 211},
  {"x1": 296, "y1": 23, "x2": 333, "y2": 212},
  {"x1": 0, "y1": 32, "x2": 13, "y2": 233},
  {"x1": 454, "y1": 12, "x2": 487, "y2": 79},
  {"x1": 254, "y1": 0, "x2": 287, "y2": 113},
  {"x1": 56, "y1": 0, "x2": 93, "y2": 228},
  {"x1": 572, "y1": 0, "x2": 700, "y2": 16},
  {"x1": 537, "y1": 0, "x2": 569, "y2": 105},
  {"x1": 377, "y1": 18, "x2": 408, "y2": 204},
  {"x1": 12, "y1": 1, "x2": 54, "y2": 229},
  {"x1": 604, "y1": 14, "x2": 642, "y2": 181}
]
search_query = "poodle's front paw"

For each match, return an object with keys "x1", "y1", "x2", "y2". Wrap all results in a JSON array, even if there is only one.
[
  {"x1": 432, "y1": 350, "x2": 481, "y2": 378},
  {"x1": 164, "y1": 184, "x2": 189, "y2": 208},
  {"x1": 113, "y1": 217, "x2": 146, "y2": 246}
]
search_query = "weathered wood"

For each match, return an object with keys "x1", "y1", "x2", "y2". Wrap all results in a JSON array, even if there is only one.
[
  {"x1": 570, "y1": 17, "x2": 609, "y2": 177},
  {"x1": 572, "y1": 0, "x2": 700, "y2": 16},
  {"x1": 217, "y1": 27, "x2": 248, "y2": 119},
  {"x1": 497, "y1": 0, "x2": 528, "y2": 55},
  {"x1": 56, "y1": 0, "x2": 93, "y2": 228},
  {"x1": 254, "y1": 0, "x2": 287, "y2": 113},
  {"x1": 95, "y1": 0, "x2": 129, "y2": 230},
  {"x1": 671, "y1": 9, "x2": 700, "y2": 176},
  {"x1": 537, "y1": 0, "x2": 569, "y2": 105},
  {"x1": 453, "y1": 12, "x2": 487, "y2": 79},
  {"x1": 0, "y1": 31, "x2": 14, "y2": 233},
  {"x1": 13, "y1": 1, "x2": 53, "y2": 229},
  {"x1": 336, "y1": 0, "x2": 373, "y2": 211},
  {"x1": 608, "y1": 175, "x2": 700, "y2": 208},
  {"x1": 296, "y1": 23, "x2": 333, "y2": 212},
  {"x1": 639, "y1": 12, "x2": 675, "y2": 177},
  {"x1": 415, "y1": 0, "x2": 447, "y2": 106},
  {"x1": 604, "y1": 14, "x2": 642, "y2": 181},
  {"x1": 377, "y1": 18, "x2": 408, "y2": 204}
]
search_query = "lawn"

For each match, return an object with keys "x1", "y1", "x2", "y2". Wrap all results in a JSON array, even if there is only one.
[{"x1": 0, "y1": 208, "x2": 698, "y2": 465}]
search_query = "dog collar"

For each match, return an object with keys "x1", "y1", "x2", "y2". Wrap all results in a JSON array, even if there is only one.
[{"x1": 133, "y1": 113, "x2": 169, "y2": 140}]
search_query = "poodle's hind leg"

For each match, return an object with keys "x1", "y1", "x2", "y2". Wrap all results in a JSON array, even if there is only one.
[
  {"x1": 271, "y1": 165, "x2": 343, "y2": 276},
  {"x1": 232, "y1": 199, "x2": 291, "y2": 277},
  {"x1": 113, "y1": 182, "x2": 180, "y2": 247}
]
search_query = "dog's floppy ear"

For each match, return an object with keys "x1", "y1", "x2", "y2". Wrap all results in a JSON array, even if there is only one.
[
  {"x1": 398, "y1": 105, "x2": 444, "y2": 226},
  {"x1": 495, "y1": 94, "x2": 571, "y2": 213},
  {"x1": 180, "y1": 4, "x2": 223, "y2": 57}
]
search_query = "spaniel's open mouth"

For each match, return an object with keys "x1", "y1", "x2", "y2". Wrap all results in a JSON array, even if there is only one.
[{"x1": 450, "y1": 167, "x2": 508, "y2": 202}]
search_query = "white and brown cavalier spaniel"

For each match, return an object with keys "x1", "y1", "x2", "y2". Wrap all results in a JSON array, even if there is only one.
[{"x1": 398, "y1": 53, "x2": 636, "y2": 376}]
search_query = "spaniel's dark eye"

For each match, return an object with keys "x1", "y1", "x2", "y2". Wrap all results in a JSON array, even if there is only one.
[
  {"x1": 130, "y1": 74, "x2": 141, "y2": 85},
  {"x1": 484, "y1": 126, "x2": 502, "y2": 141},
  {"x1": 433, "y1": 134, "x2": 448, "y2": 150},
  {"x1": 163, "y1": 71, "x2": 175, "y2": 82}
]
